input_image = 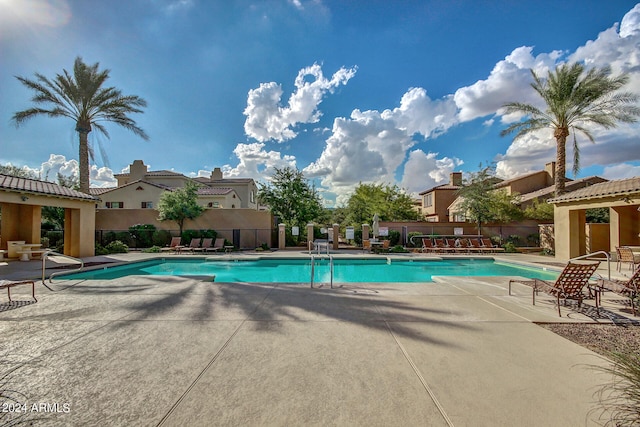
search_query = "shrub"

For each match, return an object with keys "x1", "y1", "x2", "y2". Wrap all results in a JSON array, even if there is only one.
[
  {"x1": 152, "y1": 229, "x2": 173, "y2": 247},
  {"x1": 388, "y1": 230, "x2": 401, "y2": 246},
  {"x1": 389, "y1": 245, "x2": 408, "y2": 253},
  {"x1": 260, "y1": 242, "x2": 270, "y2": 251},
  {"x1": 591, "y1": 352, "x2": 640, "y2": 426},
  {"x1": 142, "y1": 246, "x2": 162, "y2": 253},
  {"x1": 105, "y1": 240, "x2": 129, "y2": 254},
  {"x1": 181, "y1": 229, "x2": 201, "y2": 244},
  {"x1": 503, "y1": 242, "x2": 518, "y2": 253},
  {"x1": 407, "y1": 232, "x2": 423, "y2": 248},
  {"x1": 129, "y1": 224, "x2": 156, "y2": 248},
  {"x1": 114, "y1": 232, "x2": 132, "y2": 247},
  {"x1": 46, "y1": 230, "x2": 64, "y2": 248}
]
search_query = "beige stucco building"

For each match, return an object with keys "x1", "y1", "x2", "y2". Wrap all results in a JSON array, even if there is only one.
[
  {"x1": 549, "y1": 177, "x2": 640, "y2": 260},
  {"x1": 93, "y1": 160, "x2": 259, "y2": 211},
  {"x1": 0, "y1": 174, "x2": 97, "y2": 258}
]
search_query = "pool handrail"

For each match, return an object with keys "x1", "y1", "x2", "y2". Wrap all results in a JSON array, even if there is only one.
[
  {"x1": 569, "y1": 250, "x2": 611, "y2": 280},
  {"x1": 310, "y1": 255, "x2": 334, "y2": 288},
  {"x1": 42, "y1": 251, "x2": 84, "y2": 285}
]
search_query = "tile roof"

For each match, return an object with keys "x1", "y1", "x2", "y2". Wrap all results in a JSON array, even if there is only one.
[
  {"x1": 0, "y1": 174, "x2": 97, "y2": 201},
  {"x1": 518, "y1": 176, "x2": 607, "y2": 203},
  {"x1": 196, "y1": 187, "x2": 234, "y2": 195},
  {"x1": 418, "y1": 184, "x2": 461, "y2": 195},
  {"x1": 548, "y1": 177, "x2": 640, "y2": 203},
  {"x1": 115, "y1": 170, "x2": 185, "y2": 177},
  {"x1": 89, "y1": 187, "x2": 116, "y2": 196}
]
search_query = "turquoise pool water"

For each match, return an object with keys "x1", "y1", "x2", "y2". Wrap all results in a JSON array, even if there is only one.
[{"x1": 60, "y1": 258, "x2": 559, "y2": 283}]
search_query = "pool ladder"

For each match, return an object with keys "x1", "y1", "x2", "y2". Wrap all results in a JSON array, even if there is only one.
[
  {"x1": 310, "y1": 255, "x2": 334, "y2": 289},
  {"x1": 41, "y1": 251, "x2": 85, "y2": 287}
]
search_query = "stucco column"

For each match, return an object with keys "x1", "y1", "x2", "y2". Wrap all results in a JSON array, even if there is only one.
[
  {"x1": 362, "y1": 224, "x2": 370, "y2": 244},
  {"x1": 307, "y1": 223, "x2": 314, "y2": 252},
  {"x1": 332, "y1": 224, "x2": 339, "y2": 250},
  {"x1": 278, "y1": 223, "x2": 286, "y2": 250}
]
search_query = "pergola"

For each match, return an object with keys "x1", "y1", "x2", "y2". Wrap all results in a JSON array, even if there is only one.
[
  {"x1": 549, "y1": 177, "x2": 640, "y2": 260},
  {"x1": 0, "y1": 174, "x2": 97, "y2": 258}
]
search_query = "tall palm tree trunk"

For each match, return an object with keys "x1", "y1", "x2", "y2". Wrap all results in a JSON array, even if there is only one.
[
  {"x1": 78, "y1": 130, "x2": 90, "y2": 194},
  {"x1": 554, "y1": 127, "x2": 569, "y2": 196}
]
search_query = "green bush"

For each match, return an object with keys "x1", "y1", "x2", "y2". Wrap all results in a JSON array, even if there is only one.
[
  {"x1": 503, "y1": 242, "x2": 518, "y2": 253},
  {"x1": 389, "y1": 245, "x2": 408, "y2": 253},
  {"x1": 152, "y1": 229, "x2": 173, "y2": 247},
  {"x1": 95, "y1": 244, "x2": 109, "y2": 256},
  {"x1": 115, "y1": 231, "x2": 132, "y2": 247},
  {"x1": 129, "y1": 224, "x2": 156, "y2": 248},
  {"x1": 592, "y1": 352, "x2": 640, "y2": 426},
  {"x1": 407, "y1": 232, "x2": 423, "y2": 248},
  {"x1": 105, "y1": 240, "x2": 129, "y2": 254},
  {"x1": 142, "y1": 246, "x2": 162, "y2": 253},
  {"x1": 46, "y1": 230, "x2": 64, "y2": 248},
  {"x1": 388, "y1": 230, "x2": 401, "y2": 246}
]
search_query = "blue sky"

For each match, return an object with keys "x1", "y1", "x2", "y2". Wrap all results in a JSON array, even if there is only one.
[{"x1": 1, "y1": 0, "x2": 640, "y2": 205}]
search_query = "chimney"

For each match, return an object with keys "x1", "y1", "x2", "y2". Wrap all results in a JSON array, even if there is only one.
[
  {"x1": 450, "y1": 172, "x2": 462, "y2": 186},
  {"x1": 211, "y1": 167, "x2": 223, "y2": 181},
  {"x1": 129, "y1": 160, "x2": 148, "y2": 181},
  {"x1": 544, "y1": 162, "x2": 556, "y2": 186}
]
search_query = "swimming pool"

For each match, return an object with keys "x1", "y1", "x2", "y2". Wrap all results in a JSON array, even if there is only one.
[{"x1": 59, "y1": 257, "x2": 559, "y2": 283}]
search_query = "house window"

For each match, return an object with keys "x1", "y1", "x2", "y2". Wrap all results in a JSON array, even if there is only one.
[
  {"x1": 250, "y1": 190, "x2": 255, "y2": 203},
  {"x1": 106, "y1": 202, "x2": 124, "y2": 208},
  {"x1": 141, "y1": 201, "x2": 153, "y2": 209},
  {"x1": 453, "y1": 213, "x2": 466, "y2": 222},
  {"x1": 424, "y1": 193, "x2": 433, "y2": 207},
  {"x1": 207, "y1": 202, "x2": 220, "y2": 208}
]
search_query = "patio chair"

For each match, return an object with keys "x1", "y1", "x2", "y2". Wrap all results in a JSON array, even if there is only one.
[
  {"x1": 362, "y1": 240, "x2": 371, "y2": 253},
  {"x1": 208, "y1": 238, "x2": 225, "y2": 253},
  {"x1": 481, "y1": 238, "x2": 505, "y2": 253},
  {"x1": 434, "y1": 238, "x2": 455, "y2": 253},
  {"x1": 508, "y1": 261, "x2": 601, "y2": 317},
  {"x1": 597, "y1": 266, "x2": 640, "y2": 316},
  {"x1": 180, "y1": 238, "x2": 202, "y2": 253},
  {"x1": 0, "y1": 280, "x2": 37, "y2": 302},
  {"x1": 469, "y1": 238, "x2": 492, "y2": 254},
  {"x1": 193, "y1": 238, "x2": 213, "y2": 252},
  {"x1": 160, "y1": 237, "x2": 183, "y2": 253},
  {"x1": 421, "y1": 238, "x2": 438, "y2": 253},
  {"x1": 616, "y1": 246, "x2": 640, "y2": 272}
]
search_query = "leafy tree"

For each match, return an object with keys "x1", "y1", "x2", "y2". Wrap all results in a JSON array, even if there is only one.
[
  {"x1": 454, "y1": 165, "x2": 521, "y2": 234},
  {"x1": 258, "y1": 167, "x2": 324, "y2": 242},
  {"x1": 523, "y1": 198, "x2": 554, "y2": 221},
  {"x1": 157, "y1": 182, "x2": 204, "y2": 236},
  {"x1": 0, "y1": 164, "x2": 37, "y2": 178},
  {"x1": 501, "y1": 63, "x2": 640, "y2": 196},
  {"x1": 42, "y1": 173, "x2": 80, "y2": 229},
  {"x1": 343, "y1": 183, "x2": 419, "y2": 226},
  {"x1": 586, "y1": 207, "x2": 610, "y2": 223},
  {"x1": 12, "y1": 56, "x2": 149, "y2": 193}
]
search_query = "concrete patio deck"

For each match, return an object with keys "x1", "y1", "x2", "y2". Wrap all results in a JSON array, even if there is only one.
[{"x1": 1, "y1": 252, "x2": 637, "y2": 426}]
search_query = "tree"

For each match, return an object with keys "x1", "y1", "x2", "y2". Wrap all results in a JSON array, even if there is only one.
[
  {"x1": 343, "y1": 183, "x2": 419, "y2": 226},
  {"x1": 157, "y1": 183, "x2": 204, "y2": 236},
  {"x1": 12, "y1": 56, "x2": 149, "y2": 194},
  {"x1": 0, "y1": 164, "x2": 37, "y2": 179},
  {"x1": 523, "y1": 198, "x2": 554, "y2": 221},
  {"x1": 42, "y1": 173, "x2": 80, "y2": 229},
  {"x1": 501, "y1": 63, "x2": 640, "y2": 196},
  {"x1": 454, "y1": 165, "x2": 521, "y2": 234},
  {"x1": 258, "y1": 167, "x2": 324, "y2": 241}
]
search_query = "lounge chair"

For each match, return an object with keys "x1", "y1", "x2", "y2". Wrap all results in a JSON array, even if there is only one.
[
  {"x1": 421, "y1": 238, "x2": 437, "y2": 253},
  {"x1": 160, "y1": 237, "x2": 183, "y2": 253},
  {"x1": 616, "y1": 246, "x2": 640, "y2": 272},
  {"x1": 207, "y1": 238, "x2": 225, "y2": 253},
  {"x1": 182, "y1": 238, "x2": 202, "y2": 253},
  {"x1": 508, "y1": 261, "x2": 601, "y2": 317},
  {"x1": 481, "y1": 238, "x2": 505, "y2": 253},
  {"x1": 0, "y1": 280, "x2": 37, "y2": 302},
  {"x1": 193, "y1": 238, "x2": 213, "y2": 252},
  {"x1": 434, "y1": 238, "x2": 455, "y2": 253},
  {"x1": 597, "y1": 266, "x2": 640, "y2": 316},
  {"x1": 469, "y1": 238, "x2": 492, "y2": 254}
]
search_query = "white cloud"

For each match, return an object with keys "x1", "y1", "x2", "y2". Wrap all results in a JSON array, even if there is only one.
[
  {"x1": 222, "y1": 142, "x2": 297, "y2": 182},
  {"x1": 303, "y1": 87, "x2": 460, "y2": 204},
  {"x1": 454, "y1": 46, "x2": 561, "y2": 123},
  {"x1": 601, "y1": 163, "x2": 640, "y2": 179},
  {"x1": 243, "y1": 63, "x2": 357, "y2": 142},
  {"x1": 401, "y1": 150, "x2": 464, "y2": 194},
  {"x1": 0, "y1": 0, "x2": 71, "y2": 38},
  {"x1": 493, "y1": 5, "x2": 640, "y2": 180}
]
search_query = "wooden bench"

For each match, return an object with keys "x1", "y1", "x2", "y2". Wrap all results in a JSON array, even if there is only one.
[
  {"x1": 16, "y1": 250, "x2": 48, "y2": 261},
  {"x1": 0, "y1": 280, "x2": 37, "y2": 302}
]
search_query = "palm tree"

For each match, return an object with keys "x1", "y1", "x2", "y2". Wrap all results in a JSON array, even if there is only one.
[
  {"x1": 12, "y1": 56, "x2": 149, "y2": 194},
  {"x1": 500, "y1": 63, "x2": 640, "y2": 196}
]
